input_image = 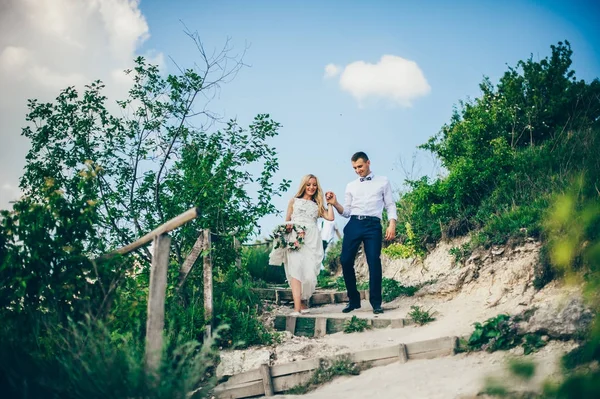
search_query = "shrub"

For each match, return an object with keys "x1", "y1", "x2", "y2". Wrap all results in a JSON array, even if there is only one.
[
  {"x1": 343, "y1": 316, "x2": 370, "y2": 333},
  {"x1": 408, "y1": 305, "x2": 436, "y2": 325},
  {"x1": 286, "y1": 356, "x2": 360, "y2": 394},
  {"x1": 449, "y1": 242, "x2": 472, "y2": 266},
  {"x1": 242, "y1": 244, "x2": 286, "y2": 284},
  {"x1": 324, "y1": 239, "x2": 343, "y2": 273},
  {"x1": 382, "y1": 278, "x2": 419, "y2": 302},
  {"x1": 468, "y1": 314, "x2": 522, "y2": 352},
  {"x1": 0, "y1": 315, "x2": 217, "y2": 399}
]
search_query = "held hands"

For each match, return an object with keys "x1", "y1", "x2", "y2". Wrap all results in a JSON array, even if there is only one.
[{"x1": 325, "y1": 191, "x2": 337, "y2": 205}]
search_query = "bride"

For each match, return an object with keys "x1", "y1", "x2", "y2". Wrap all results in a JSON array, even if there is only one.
[{"x1": 269, "y1": 174, "x2": 335, "y2": 315}]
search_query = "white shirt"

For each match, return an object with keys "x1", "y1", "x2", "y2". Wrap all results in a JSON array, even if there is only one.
[
  {"x1": 320, "y1": 219, "x2": 338, "y2": 242},
  {"x1": 341, "y1": 173, "x2": 397, "y2": 220}
]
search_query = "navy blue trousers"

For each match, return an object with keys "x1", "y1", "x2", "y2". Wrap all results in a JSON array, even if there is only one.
[{"x1": 340, "y1": 217, "x2": 382, "y2": 308}]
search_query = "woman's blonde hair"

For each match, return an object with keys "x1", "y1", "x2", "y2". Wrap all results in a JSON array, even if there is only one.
[{"x1": 294, "y1": 174, "x2": 327, "y2": 217}]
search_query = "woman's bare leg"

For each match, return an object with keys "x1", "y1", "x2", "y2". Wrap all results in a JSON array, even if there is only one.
[{"x1": 290, "y1": 278, "x2": 302, "y2": 312}]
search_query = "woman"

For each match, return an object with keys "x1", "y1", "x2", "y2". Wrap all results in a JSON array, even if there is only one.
[{"x1": 269, "y1": 174, "x2": 334, "y2": 315}]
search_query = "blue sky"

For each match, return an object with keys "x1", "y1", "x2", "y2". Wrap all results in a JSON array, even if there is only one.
[
  {"x1": 2, "y1": 1, "x2": 597, "y2": 235},
  {"x1": 140, "y1": 0, "x2": 600, "y2": 237},
  {"x1": 135, "y1": 0, "x2": 600, "y2": 237}
]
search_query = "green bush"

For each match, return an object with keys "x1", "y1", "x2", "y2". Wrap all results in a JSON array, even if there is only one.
[
  {"x1": 394, "y1": 41, "x2": 600, "y2": 263},
  {"x1": 382, "y1": 278, "x2": 419, "y2": 302},
  {"x1": 383, "y1": 222, "x2": 425, "y2": 259},
  {"x1": 242, "y1": 244, "x2": 286, "y2": 284},
  {"x1": 408, "y1": 305, "x2": 436, "y2": 326},
  {"x1": 324, "y1": 239, "x2": 343, "y2": 272},
  {"x1": 0, "y1": 315, "x2": 217, "y2": 399},
  {"x1": 468, "y1": 314, "x2": 522, "y2": 352},
  {"x1": 449, "y1": 242, "x2": 472, "y2": 266},
  {"x1": 214, "y1": 268, "x2": 278, "y2": 348},
  {"x1": 343, "y1": 316, "x2": 371, "y2": 333}
]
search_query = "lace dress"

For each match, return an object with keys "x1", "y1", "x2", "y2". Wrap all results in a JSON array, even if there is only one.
[{"x1": 269, "y1": 198, "x2": 324, "y2": 300}]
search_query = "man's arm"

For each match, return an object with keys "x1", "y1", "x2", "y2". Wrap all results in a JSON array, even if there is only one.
[
  {"x1": 326, "y1": 186, "x2": 351, "y2": 218},
  {"x1": 383, "y1": 179, "x2": 397, "y2": 240}
]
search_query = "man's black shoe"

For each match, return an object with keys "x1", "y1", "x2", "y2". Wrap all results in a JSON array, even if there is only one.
[
  {"x1": 372, "y1": 307, "x2": 384, "y2": 314},
  {"x1": 342, "y1": 304, "x2": 361, "y2": 313}
]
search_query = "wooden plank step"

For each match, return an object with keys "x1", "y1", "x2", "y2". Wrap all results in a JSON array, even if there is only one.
[
  {"x1": 251, "y1": 288, "x2": 367, "y2": 305},
  {"x1": 273, "y1": 314, "x2": 407, "y2": 337},
  {"x1": 406, "y1": 336, "x2": 458, "y2": 360},
  {"x1": 214, "y1": 336, "x2": 458, "y2": 398}
]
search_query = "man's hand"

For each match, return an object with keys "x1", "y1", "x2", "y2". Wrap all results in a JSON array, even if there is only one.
[
  {"x1": 325, "y1": 191, "x2": 337, "y2": 205},
  {"x1": 385, "y1": 220, "x2": 397, "y2": 241}
]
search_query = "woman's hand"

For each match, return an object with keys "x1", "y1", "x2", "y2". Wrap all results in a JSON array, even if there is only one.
[
  {"x1": 286, "y1": 223, "x2": 293, "y2": 233},
  {"x1": 325, "y1": 191, "x2": 337, "y2": 205}
]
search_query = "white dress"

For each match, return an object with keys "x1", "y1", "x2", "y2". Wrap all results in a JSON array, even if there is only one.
[{"x1": 269, "y1": 198, "x2": 324, "y2": 300}]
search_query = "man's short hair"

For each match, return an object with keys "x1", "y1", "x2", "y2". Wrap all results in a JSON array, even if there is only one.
[{"x1": 351, "y1": 151, "x2": 369, "y2": 162}]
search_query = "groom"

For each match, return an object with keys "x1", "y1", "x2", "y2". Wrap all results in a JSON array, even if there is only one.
[{"x1": 326, "y1": 152, "x2": 397, "y2": 314}]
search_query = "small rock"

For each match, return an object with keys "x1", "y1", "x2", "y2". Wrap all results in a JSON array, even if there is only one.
[
  {"x1": 467, "y1": 253, "x2": 481, "y2": 264},
  {"x1": 491, "y1": 247, "x2": 505, "y2": 256}
]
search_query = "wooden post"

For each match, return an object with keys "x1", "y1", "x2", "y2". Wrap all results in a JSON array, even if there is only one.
[
  {"x1": 203, "y1": 229, "x2": 213, "y2": 340},
  {"x1": 179, "y1": 232, "x2": 204, "y2": 288},
  {"x1": 398, "y1": 343, "x2": 408, "y2": 363},
  {"x1": 145, "y1": 233, "x2": 171, "y2": 374},
  {"x1": 314, "y1": 317, "x2": 328, "y2": 337},
  {"x1": 285, "y1": 315, "x2": 297, "y2": 334},
  {"x1": 259, "y1": 364, "x2": 275, "y2": 396},
  {"x1": 234, "y1": 237, "x2": 242, "y2": 269}
]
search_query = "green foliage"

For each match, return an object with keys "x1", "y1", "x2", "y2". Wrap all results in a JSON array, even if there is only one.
[
  {"x1": 286, "y1": 356, "x2": 361, "y2": 394},
  {"x1": 468, "y1": 314, "x2": 522, "y2": 352},
  {"x1": 382, "y1": 278, "x2": 419, "y2": 302},
  {"x1": 467, "y1": 314, "x2": 548, "y2": 356},
  {"x1": 522, "y1": 333, "x2": 547, "y2": 355},
  {"x1": 324, "y1": 239, "x2": 343, "y2": 272},
  {"x1": 449, "y1": 242, "x2": 472, "y2": 266},
  {"x1": 334, "y1": 276, "x2": 347, "y2": 291},
  {"x1": 213, "y1": 268, "x2": 278, "y2": 348},
  {"x1": 508, "y1": 359, "x2": 536, "y2": 381},
  {"x1": 540, "y1": 187, "x2": 600, "y2": 398},
  {"x1": 0, "y1": 38, "x2": 289, "y2": 398},
  {"x1": 395, "y1": 41, "x2": 600, "y2": 256},
  {"x1": 317, "y1": 269, "x2": 335, "y2": 289},
  {"x1": 0, "y1": 315, "x2": 218, "y2": 399},
  {"x1": 383, "y1": 222, "x2": 425, "y2": 259},
  {"x1": 408, "y1": 305, "x2": 436, "y2": 326},
  {"x1": 242, "y1": 244, "x2": 286, "y2": 284},
  {"x1": 533, "y1": 243, "x2": 556, "y2": 290},
  {"x1": 343, "y1": 316, "x2": 371, "y2": 333}
]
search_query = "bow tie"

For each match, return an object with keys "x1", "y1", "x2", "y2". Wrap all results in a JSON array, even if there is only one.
[{"x1": 360, "y1": 176, "x2": 372, "y2": 182}]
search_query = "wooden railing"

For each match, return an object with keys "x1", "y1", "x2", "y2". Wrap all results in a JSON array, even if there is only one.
[{"x1": 109, "y1": 207, "x2": 215, "y2": 376}]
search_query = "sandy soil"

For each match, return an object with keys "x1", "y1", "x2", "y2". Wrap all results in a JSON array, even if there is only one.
[
  {"x1": 276, "y1": 341, "x2": 576, "y2": 399},
  {"x1": 217, "y1": 238, "x2": 583, "y2": 397}
]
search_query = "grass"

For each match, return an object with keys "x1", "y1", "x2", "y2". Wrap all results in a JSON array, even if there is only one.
[
  {"x1": 343, "y1": 316, "x2": 371, "y2": 334},
  {"x1": 286, "y1": 356, "x2": 361, "y2": 394},
  {"x1": 408, "y1": 305, "x2": 436, "y2": 325}
]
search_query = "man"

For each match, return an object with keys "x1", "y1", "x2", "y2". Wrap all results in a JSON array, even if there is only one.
[
  {"x1": 320, "y1": 219, "x2": 341, "y2": 252},
  {"x1": 326, "y1": 152, "x2": 397, "y2": 314}
]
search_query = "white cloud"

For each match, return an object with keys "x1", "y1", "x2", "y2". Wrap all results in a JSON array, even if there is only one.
[
  {"x1": 333, "y1": 55, "x2": 430, "y2": 107},
  {"x1": 0, "y1": 0, "x2": 159, "y2": 209},
  {"x1": 323, "y1": 63, "x2": 340, "y2": 79}
]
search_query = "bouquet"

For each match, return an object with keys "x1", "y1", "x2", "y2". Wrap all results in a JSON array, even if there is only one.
[{"x1": 272, "y1": 223, "x2": 306, "y2": 251}]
